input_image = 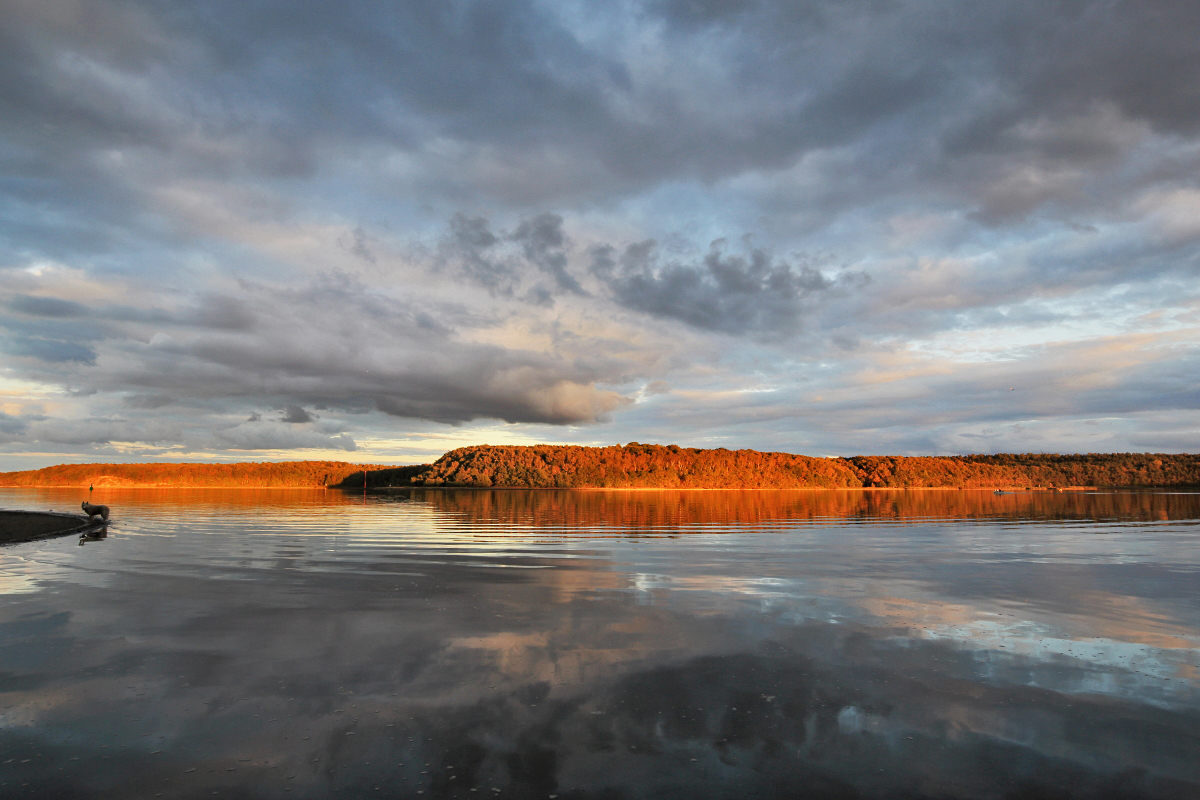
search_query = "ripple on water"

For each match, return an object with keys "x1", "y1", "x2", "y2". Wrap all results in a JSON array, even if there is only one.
[{"x1": 0, "y1": 487, "x2": 1197, "y2": 799}]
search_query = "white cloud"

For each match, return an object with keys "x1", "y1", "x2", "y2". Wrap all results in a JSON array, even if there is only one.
[{"x1": 1, "y1": 0, "x2": 1198, "y2": 467}]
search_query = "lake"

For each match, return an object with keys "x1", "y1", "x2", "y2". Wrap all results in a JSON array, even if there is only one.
[{"x1": 1, "y1": 487, "x2": 1198, "y2": 799}]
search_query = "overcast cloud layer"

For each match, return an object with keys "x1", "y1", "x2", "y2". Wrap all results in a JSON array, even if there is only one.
[{"x1": 1, "y1": 0, "x2": 1199, "y2": 467}]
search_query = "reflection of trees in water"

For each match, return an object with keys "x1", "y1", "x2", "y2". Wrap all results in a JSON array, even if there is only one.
[
  {"x1": 7, "y1": 484, "x2": 1194, "y2": 529},
  {"x1": 410, "y1": 488, "x2": 1200, "y2": 530}
]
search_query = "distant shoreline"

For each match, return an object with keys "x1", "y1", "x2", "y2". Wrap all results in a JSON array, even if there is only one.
[
  {"x1": 0, "y1": 485, "x2": 1112, "y2": 492},
  {"x1": 2, "y1": 445, "x2": 1197, "y2": 490}
]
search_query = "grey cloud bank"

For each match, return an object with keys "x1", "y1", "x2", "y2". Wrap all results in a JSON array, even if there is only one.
[{"x1": 0, "y1": 0, "x2": 1198, "y2": 467}]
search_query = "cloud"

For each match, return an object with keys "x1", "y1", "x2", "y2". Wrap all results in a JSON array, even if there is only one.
[
  {"x1": 439, "y1": 212, "x2": 584, "y2": 301},
  {"x1": 440, "y1": 213, "x2": 518, "y2": 294},
  {"x1": 1, "y1": 335, "x2": 97, "y2": 364},
  {"x1": 0, "y1": 411, "x2": 28, "y2": 443},
  {"x1": 279, "y1": 405, "x2": 314, "y2": 424},
  {"x1": 510, "y1": 213, "x2": 584, "y2": 295},
  {"x1": 211, "y1": 420, "x2": 357, "y2": 452},
  {"x1": 439, "y1": 214, "x2": 872, "y2": 336},
  {"x1": 3, "y1": 0, "x2": 1199, "y2": 227},
  {"x1": 0, "y1": 263, "x2": 641, "y2": 437},
  {"x1": 25, "y1": 416, "x2": 187, "y2": 447},
  {"x1": 338, "y1": 227, "x2": 377, "y2": 264},
  {"x1": 0, "y1": 0, "x2": 1198, "y2": 462},
  {"x1": 10, "y1": 409, "x2": 359, "y2": 453},
  {"x1": 6, "y1": 294, "x2": 90, "y2": 318},
  {"x1": 123, "y1": 393, "x2": 174, "y2": 410},
  {"x1": 596, "y1": 238, "x2": 869, "y2": 336}
]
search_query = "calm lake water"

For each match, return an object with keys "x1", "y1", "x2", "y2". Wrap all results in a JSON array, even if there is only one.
[{"x1": 1, "y1": 488, "x2": 1198, "y2": 800}]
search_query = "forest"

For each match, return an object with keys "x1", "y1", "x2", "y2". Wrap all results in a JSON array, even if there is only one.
[
  {"x1": 0, "y1": 461, "x2": 389, "y2": 488},
  {"x1": 2, "y1": 446, "x2": 1197, "y2": 489},
  {"x1": 403, "y1": 445, "x2": 1200, "y2": 489}
]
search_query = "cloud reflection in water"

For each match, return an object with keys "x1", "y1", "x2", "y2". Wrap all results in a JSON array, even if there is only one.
[{"x1": 0, "y1": 487, "x2": 1197, "y2": 798}]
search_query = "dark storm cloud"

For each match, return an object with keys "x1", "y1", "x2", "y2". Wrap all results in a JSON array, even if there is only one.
[
  {"x1": 510, "y1": 214, "x2": 584, "y2": 295},
  {"x1": 443, "y1": 214, "x2": 508, "y2": 291},
  {"x1": 2, "y1": 0, "x2": 1198, "y2": 301},
  {"x1": 5, "y1": 0, "x2": 1198, "y2": 226},
  {"x1": 647, "y1": 0, "x2": 1200, "y2": 138},
  {"x1": 641, "y1": 0, "x2": 1200, "y2": 225},
  {"x1": 0, "y1": 0, "x2": 623, "y2": 234},
  {"x1": 2, "y1": 270, "x2": 633, "y2": 432},
  {"x1": 595, "y1": 239, "x2": 869, "y2": 335},
  {"x1": 439, "y1": 212, "x2": 584, "y2": 301},
  {"x1": 2, "y1": 335, "x2": 96, "y2": 364},
  {"x1": 6, "y1": 294, "x2": 90, "y2": 318},
  {"x1": 437, "y1": 212, "x2": 868, "y2": 334},
  {"x1": 279, "y1": 405, "x2": 314, "y2": 424},
  {"x1": 171, "y1": 277, "x2": 629, "y2": 425},
  {"x1": 0, "y1": 312, "x2": 104, "y2": 344}
]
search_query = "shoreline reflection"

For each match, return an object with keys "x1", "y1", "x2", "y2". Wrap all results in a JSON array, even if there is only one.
[{"x1": 0, "y1": 488, "x2": 1196, "y2": 799}]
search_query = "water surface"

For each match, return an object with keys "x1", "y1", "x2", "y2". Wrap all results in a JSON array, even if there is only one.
[{"x1": 1, "y1": 488, "x2": 1198, "y2": 799}]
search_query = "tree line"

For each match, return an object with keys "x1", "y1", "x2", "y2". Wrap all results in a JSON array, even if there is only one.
[
  {"x1": 0, "y1": 461, "x2": 390, "y2": 488},
  {"x1": 3, "y1": 446, "x2": 1197, "y2": 489},
  {"x1": 400, "y1": 444, "x2": 1200, "y2": 489}
]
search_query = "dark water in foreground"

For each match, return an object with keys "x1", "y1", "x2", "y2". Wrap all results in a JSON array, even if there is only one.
[{"x1": 1, "y1": 488, "x2": 1198, "y2": 800}]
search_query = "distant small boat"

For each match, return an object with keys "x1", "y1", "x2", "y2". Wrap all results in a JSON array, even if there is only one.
[{"x1": 994, "y1": 490, "x2": 1006, "y2": 495}]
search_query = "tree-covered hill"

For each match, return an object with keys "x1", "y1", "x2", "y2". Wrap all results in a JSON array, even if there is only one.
[
  {"x1": 845, "y1": 452, "x2": 1200, "y2": 488},
  {"x1": 408, "y1": 445, "x2": 1200, "y2": 489},
  {"x1": 0, "y1": 461, "x2": 390, "y2": 488},
  {"x1": 4, "y1": 447, "x2": 1198, "y2": 489},
  {"x1": 409, "y1": 443, "x2": 860, "y2": 488}
]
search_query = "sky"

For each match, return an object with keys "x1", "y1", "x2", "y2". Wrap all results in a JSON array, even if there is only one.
[{"x1": 1, "y1": 0, "x2": 1199, "y2": 470}]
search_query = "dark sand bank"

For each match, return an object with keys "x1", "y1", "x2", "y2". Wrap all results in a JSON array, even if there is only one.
[{"x1": 0, "y1": 509, "x2": 97, "y2": 544}]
